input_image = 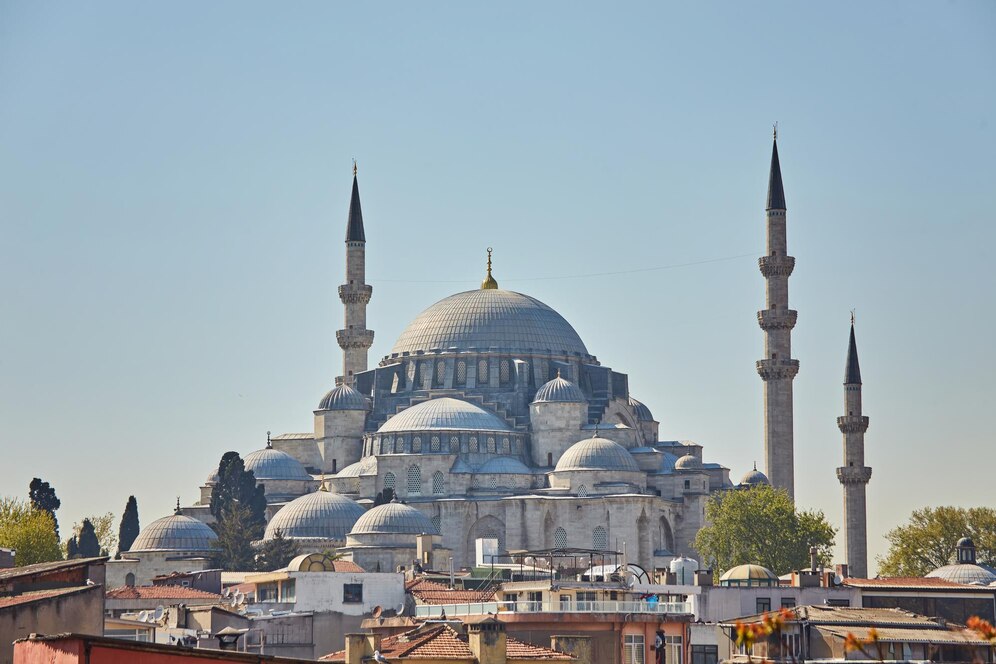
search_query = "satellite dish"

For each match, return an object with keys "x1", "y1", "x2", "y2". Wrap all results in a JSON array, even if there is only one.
[
  {"x1": 154, "y1": 606, "x2": 165, "y2": 622},
  {"x1": 625, "y1": 573, "x2": 637, "y2": 589},
  {"x1": 222, "y1": 588, "x2": 232, "y2": 599},
  {"x1": 396, "y1": 603, "x2": 406, "y2": 616},
  {"x1": 234, "y1": 590, "x2": 245, "y2": 605},
  {"x1": 138, "y1": 610, "x2": 151, "y2": 622},
  {"x1": 372, "y1": 605, "x2": 383, "y2": 619}
]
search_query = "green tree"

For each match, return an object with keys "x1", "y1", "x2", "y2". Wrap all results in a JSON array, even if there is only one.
[
  {"x1": 254, "y1": 529, "x2": 300, "y2": 572},
  {"x1": 211, "y1": 503, "x2": 259, "y2": 571},
  {"x1": 76, "y1": 519, "x2": 101, "y2": 557},
  {"x1": 65, "y1": 513, "x2": 117, "y2": 558},
  {"x1": 210, "y1": 452, "x2": 267, "y2": 534},
  {"x1": 118, "y1": 496, "x2": 140, "y2": 555},
  {"x1": 28, "y1": 478, "x2": 61, "y2": 539},
  {"x1": 877, "y1": 506, "x2": 996, "y2": 577},
  {"x1": 693, "y1": 484, "x2": 836, "y2": 575},
  {"x1": 66, "y1": 536, "x2": 79, "y2": 559},
  {"x1": 373, "y1": 488, "x2": 395, "y2": 506},
  {"x1": 0, "y1": 497, "x2": 63, "y2": 565}
]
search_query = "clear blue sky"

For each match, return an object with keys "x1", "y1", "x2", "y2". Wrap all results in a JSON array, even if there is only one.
[{"x1": 2, "y1": 1, "x2": 993, "y2": 572}]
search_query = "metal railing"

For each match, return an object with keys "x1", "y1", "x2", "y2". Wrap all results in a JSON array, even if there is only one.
[{"x1": 415, "y1": 599, "x2": 690, "y2": 618}]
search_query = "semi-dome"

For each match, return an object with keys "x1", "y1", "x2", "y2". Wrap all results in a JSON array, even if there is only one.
[
  {"x1": 378, "y1": 397, "x2": 512, "y2": 433},
  {"x1": 675, "y1": 454, "x2": 702, "y2": 470},
  {"x1": 129, "y1": 513, "x2": 217, "y2": 552},
  {"x1": 478, "y1": 456, "x2": 533, "y2": 474},
  {"x1": 556, "y1": 436, "x2": 640, "y2": 473},
  {"x1": 387, "y1": 289, "x2": 590, "y2": 359},
  {"x1": 719, "y1": 564, "x2": 779, "y2": 587},
  {"x1": 336, "y1": 456, "x2": 377, "y2": 478},
  {"x1": 263, "y1": 490, "x2": 366, "y2": 541},
  {"x1": 627, "y1": 397, "x2": 654, "y2": 422},
  {"x1": 318, "y1": 383, "x2": 367, "y2": 411},
  {"x1": 926, "y1": 563, "x2": 996, "y2": 585},
  {"x1": 740, "y1": 464, "x2": 770, "y2": 487},
  {"x1": 350, "y1": 501, "x2": 439, "y2": 536},
  {"x1": 244, "y1": 446, "x2": 312, "y2": 481},
  {"x1": 533, "y1": 375, "x2": 586, "y2": 403}
]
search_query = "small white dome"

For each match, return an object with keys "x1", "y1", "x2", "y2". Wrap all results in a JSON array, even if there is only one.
[
  {"x1": 264, "y1": 490, "x2": 365, "y2": 541},
  {"x1": 349, "y1": 502, "x2": 439, "y2": 536},
  {"x1": 318, "y1": 383, "x2": 368, "y2": 411},
  {"x1": 627, "y1": 397, "x2": 654, "y2": 422},
  {"x1": 129, "y1": 513, "x2": 217, "y2": 552},
  {"x1": 244, "y1": 447, "x2": 312, "y2": 481},
  {"x1": 533, "y1": 376, "x2": 586, "y2": 403},
  {"x1": 378, "y1": 398, "x2": 512, "y2": 433},
  {"x1": 675, "y1": 454, "x2": 702, "y2": 470},
  {"x1": 556, "y1": 437, "x2": 640, "y2": 473},
  {"x1": 740, "y1": 465, "x2": 769, "y2": 486}
]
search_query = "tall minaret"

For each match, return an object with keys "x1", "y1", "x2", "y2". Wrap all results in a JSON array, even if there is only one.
[
  {"x1": 756, "y1": 128, "x2": 799, "y2": 499},
  {"x1": 836, "y1": 318, "x2": 872, "y2": 578},
  {"x1": 336, "y1": 163, "x2": 374, "y2": 386}
]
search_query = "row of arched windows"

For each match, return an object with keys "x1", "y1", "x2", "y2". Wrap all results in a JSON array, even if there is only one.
[
  {"x1": 382, "y1": 468, "x2": 447, "y2": 496},
  {"x1": 367, "y1": 433, "x2": 523, "y2": 456},
  {"x1": 552, "y1": 525, "x2": 608, "y2": 550}
]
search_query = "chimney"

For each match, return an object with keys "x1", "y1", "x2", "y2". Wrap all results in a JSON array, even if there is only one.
[
  {"x1": 835, "y1": 564, "x2": 849, "y2": 580},
  {"x1": 552, "y1": 635, "x2": 593, "y2": 664},
  {"x1": 809, "y1": 547, "x2": 818, "y2": 573},
  {"x1": 417, "y1": 534, "x2": 433, "y2": 566},
  {"x1": 345, "y1": 633, "x2": 379, "y2": 664},
  {"x1": 694, "y1": 569, "x2": 713, "y2": 587},
  {"x1": 467, "y1": 618, "x2": 507, "y2": 664}
]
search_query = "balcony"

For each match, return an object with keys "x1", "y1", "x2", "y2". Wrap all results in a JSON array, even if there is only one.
[{"x1": 414, "y1": 599, "x2": 691, "y2": 618}]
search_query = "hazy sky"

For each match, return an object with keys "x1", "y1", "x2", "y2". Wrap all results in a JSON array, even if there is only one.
[{"x1": 2, "y1": 2, "x2": 994, "y2": 572}]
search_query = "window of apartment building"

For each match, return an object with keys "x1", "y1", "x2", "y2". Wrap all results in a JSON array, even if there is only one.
[
  {"x1": 826, "y1": 598, "x2": 850, "y2": 607},
  {"x1": 577, "y1": 591, "x2": 596, "y2": 610},
  {"x1": 343, "y1": 583, "x2": 363, "y2": 604},
  {"x1": 664, "y1": 635, "x2": 683, "y2": 664},
  {"x1": 257, "y1": 582, "x2": 278, "y2": 603},
  {"x1": 280, "y1": 579, "x2": 296, "y2": 603},
  {"x1": 756, "y1": 597, "x2": 771, "y2": 613},
  {"x1": 624, "y1": 634, "x2": 646, "y2": 664},
  {"x1": 528, "y1": 591, "x2": 543, "y2": 611},
  {"x1": 692, "y1": 645, "x2": 718, "y2": 664},
  {"x1": 780, "y1": 597, "x2": 796, "y2": 609}
]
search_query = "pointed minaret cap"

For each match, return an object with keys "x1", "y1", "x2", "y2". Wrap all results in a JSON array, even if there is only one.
[
  {"x1": 845, "y1": 318, "x2": 862, "y2": 384},
  {"x1": 345, "y1": 162, "x2": 365, "y2": 242},
  {"x1": 481, "y1": 247, "x2": 499, "y2": 289},
  {"x1": 766, "y1": 127, "x2": 786, "y2": 211}
]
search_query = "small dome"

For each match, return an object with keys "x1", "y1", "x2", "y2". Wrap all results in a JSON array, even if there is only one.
[
  {"x1": 926, "y1": 563, "x2": 996, "y2": 586},
  {"x1": 378, "y1": 398, "x2": 512, "y2": 433},
  {"x1": 350, "y1": 502, "x2": 439, "y2": 536},
  {"x1": 533, "y1": 376, "x2": 586, "y2": 404},
  {"x1": 740, "y1": 465, "x2": 770, "y2": 487},
  {"x1": 335, "y1": 457, "x2": 377, "y2": 478},
  {"x1": 719, "y1": 564, "x2": 779, "y2": 586},
  {"x1": 478, "y1": 456, "x2": 533, "y2": 474},
  {"x1": 205, "y1": 469, "x2": 220, "y2": 485},
  {"x1": 957, "y1": 537, "x2": 975, "y2": 548},
  {"x1": 627, "y1": 397, "x2": 654, "y2": 422},
  {"x1": 674, "y1": 454, "x2": 702, "y2": 470},
  {"x1": 556, "y1": 437, "x2": 640, "y2": 473},
  {"x1": 318, "y1": 383, "x2": 367, "y2": 411},
  {"x1": 264, "y1": 490, "x2": 366, "y2": 541},
  {"x1": 244, "y1": 447, "x2": 312, "y2": 481},
  {"x1": 130, "y1": 513, "x2": 217, "y2": 552}
]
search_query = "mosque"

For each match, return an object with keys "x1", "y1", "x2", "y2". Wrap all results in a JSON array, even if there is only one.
[{"x1": 118, "y1": 137, "x2": 880, "y2": 581}]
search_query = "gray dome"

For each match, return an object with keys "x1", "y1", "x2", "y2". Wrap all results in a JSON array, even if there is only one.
[
  {"x1": 533, "y1": 376, "x2": 586, "y2": 404},
  {"x1": 675, "y1": 454, "x2": 702, "y2": 470},
  {"x1": 129, "y1": 513, "x2": 217, "y2": 552},
  {"x1": 336, "y1": 456, "x2": 377, "y2": 478},
  {"x1": 627, "y1": 397, "x2": 654, "y2": 422},
  {"x1": 478, "y1": 456, "x2": 533, "y2": 474},
  {"x1": 350, "y1": 502, "x2": 440, "y2": 536},
  {"x1": 388, "y1": 289, "x2": 589, "y2": 358},
  {"x1": 926, "y1": 563, "x2": 996, "y2": 585},
  {"x1": 244, "y1": 447, "x2": 312, "y2": 481},
  {"x1": 740, "y1": 465, "x2": 770, "y2": 486},
  {"x1": 264, "y1": 490, "x2": 366, "y2": 541},
  {"x1": 205, "y1": 469, "x2": 219, "y2": 485},
  {"x1": 318, "y1": 383, "x2": 367, "y2": 411},
  {"x1": 556, "y1": 437, "x2": 640, "y2": 473},
  {"x1": 378, "y1": 397, "x2": 512, "y2": 433}
]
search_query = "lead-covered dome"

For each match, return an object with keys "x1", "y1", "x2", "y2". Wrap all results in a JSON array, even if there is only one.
[
  {"x1": 740, "y1": 464, "x2": 770, "y2": 487},
  {"x1": 350, "y1": 501, "x2": 439, "y2": 536},
  {"x1": 387, "y1": 289, "x2": 590, "y2": 359},
  {"x1": 263, "y1": 490, "x2": 366, "y2": 541},
  {"x1": 129, "y1": 513, "x2": 218, "y2": 552},
  {"x1": 556, "y1": 436, "x2": 640, "y2": 473},
  {"x1": 533, "y1": 376, "x2": 586, "y2": 403},
  {"x1": 627, "y1": 397, "x2": 654, "y2": 422},
  {"x1": 244, "y1": 447, "x2": 312, "y2": 481},
  {"x1": 675, "y1": 454, "x2": 702, "y2": 470},
  {"x1": 378, "y1": 397, "x2": 512, "y2": 433},
  {"x1": 318, "y1": 383, "x2": 367, "y2": 411}
]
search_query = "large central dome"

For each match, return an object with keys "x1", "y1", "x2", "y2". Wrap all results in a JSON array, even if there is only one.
[{"x1": 386, "y1": 289, "x2": 589, "y2": 360}]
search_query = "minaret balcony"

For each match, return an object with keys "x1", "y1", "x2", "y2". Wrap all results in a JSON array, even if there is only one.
[
  {"x1": 837, "y1": 415, "x2": 869, "y2": 434},
  {"x1": 758, "y1": 255, "x2": 795, "y2": 278},
  {"x1": 836, "y1": 465, "x2": 872, "y2": 484},
  {"x1": 756, "y1": 358, "x2": 799, "y2": 380},
  {"x1": 336, "y1": 329, "x2": 375, "y2": 349},
  {"x1": 339, "y1": 284, "x2": 373, "y2": 305},
  {"x1": 757, "y1": 309, "x2": 798, "y2": 330}
]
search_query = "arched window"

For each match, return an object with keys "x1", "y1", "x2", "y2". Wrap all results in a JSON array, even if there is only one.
[
  {"x1": 125, "y1": 573, "x2": 136, "y2": 587},
  {"x1": 577, "y1": 484, "x2": 588, "y2": 498},
  {"x1": 554, "y1": 527, "x2": 568, "y2": 548},
  {"x1": 470, "y1": 437, "x2": 479, "y2": 453},
  {"x1": 432, "y1": 471, "x2": 445, "y2": 495},
  {"x1": 407, "y1": 466, "x2": 422, "y2": 495},
  {"x1": 431, "y1": 515, "x2": 442, "y2": 533},
  {"x1": 501, "y1": 438, "x2": 510, "y2": 454},
  {"x1": 384, "y1": 472, "x2": 396, "y2": 491},
  {"x1": 430, "y1": 436, "x2": 440, "y2": 452},
  {"x1": 413, "y1": 437, "x2": 422, "y2": 453},
  {"x1": 407, "y1": 362, "x2": 416, "y2": 383},
  {"x1": 499, "y1": 359, "x2": 511, "y2": 384},
  {"x1": 487, "y1": 437, "x2": 496, "y2": 453},
  {"x1": 456, "y1": 361, "x2": 467, "y2": 385},
  {"x1": 489, "y1": 475, "x2": 498, "y2": 489},
  {"x1": 593, "y1": 526, "x2": 608, "y2": 550},
  {"x1": 380, "y1": 439, "x2": 389, "y2": 455},
  {"x1": 478, "y1": 360, "x2": 488, "y2": 382},
  {"x1": 450, "y1": 437, "x2": 460, "y2": 452},
  {"x1": 435, "y1": 361, "x2": 446, "y2": 386}
]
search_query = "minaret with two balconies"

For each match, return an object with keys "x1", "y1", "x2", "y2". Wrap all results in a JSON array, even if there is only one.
[{"x1": 336, "y1": 165, "x2": 374, "y2": 386}]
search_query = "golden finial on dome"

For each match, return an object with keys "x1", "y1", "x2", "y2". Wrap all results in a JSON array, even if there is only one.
[
  {"x1": 319, "y1": 474, "x2": 328, "y2": 492},
  {"x1": 481, "y1": 247, "x2": 499, "y2": 290}
]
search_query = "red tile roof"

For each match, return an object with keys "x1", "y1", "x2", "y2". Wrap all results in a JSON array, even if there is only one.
[
  {"x1": 320, "y1": 624, "x2": 573, "y2": 662},
  {"x1": 326, "y1": 559, "x2": 365, "y2": 573},
  {"x1": 106, "y1": 585, "x2": 222, "y2": 601},
  {"x1": 406, "y1": 578, "x2": 497, "y2": 605},
  {"x1": 844, "y1": 577, "x2": 987, "y2": 590},
  {"x1": 0, "y1": 586, "x2": 96, "y2": 610}
]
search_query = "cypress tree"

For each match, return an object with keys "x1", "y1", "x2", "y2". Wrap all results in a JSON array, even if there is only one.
[
  {"x1": 66, "y1": 536, "x2": 79, "y2": 559},
  {"x1": 118, "y1": 496, "x2": 140, "y2": 554},
  {"x1": 28, "y1": 478, "x2": 61, "y2": 539},
  {"x1": 77, "y1": 519, "x2": 101, "y2": 558}
]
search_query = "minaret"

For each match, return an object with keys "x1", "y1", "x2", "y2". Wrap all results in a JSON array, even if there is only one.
[
  {"x1": 756, "y1": 128, "x2": 799, "y2": 499},
  {"x1": 836, "y1": 318, "x2": 872, "y2": 578},
  {"x1": 336, "y1": 163, "x2": 374, "y2": 386}
]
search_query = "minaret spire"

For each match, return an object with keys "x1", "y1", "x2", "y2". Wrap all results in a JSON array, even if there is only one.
[
  {"x1": 836, "y1": 318, "x2": 872, "y2": 578},
  {"x1": 757, "y1": 130, "x2": 799, "y2": 499},
  {"x1": 336, "y1": 165, "x2": 374, "y2": 386}
]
